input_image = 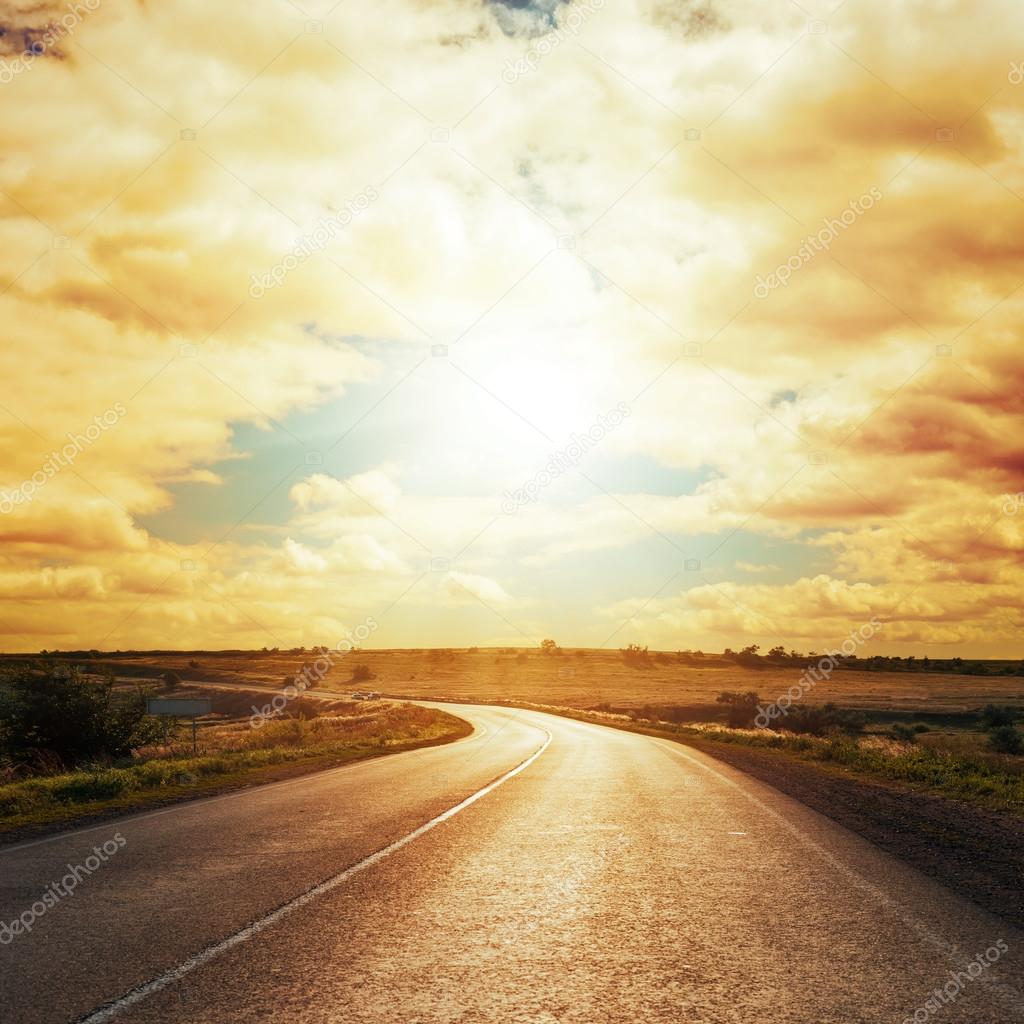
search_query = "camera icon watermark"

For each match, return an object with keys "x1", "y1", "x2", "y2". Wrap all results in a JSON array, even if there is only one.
[
  {"x1": 430, "y1": 557, "x2": 450, "y2": 572},
  {"x1": 431, "y1": 344, "x2": 448, "y2": 358},
  {"x1": 304, "y1": 451, "x2": 323, "y2": 466},
  {"x1": 1001, "y1": 492, "x2": 1024, "y2": 516}
]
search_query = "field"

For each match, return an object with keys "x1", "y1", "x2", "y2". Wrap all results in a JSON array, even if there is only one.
[
  {"x1": 5, "y1": 646, "x2": 1023, "y2": 816},
  {"x1": 25, "y1": 647, "x2": 1024, "y2": 714}
]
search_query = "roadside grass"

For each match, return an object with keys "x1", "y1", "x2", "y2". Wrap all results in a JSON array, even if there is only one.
[
  {"x1": 680, "y1": 723, "x2": 1024, "y2": 813},
  {"x1": 447, "y1": 699, "x2": 1024, "y2": 817},
  {"x1": 0, "y1": 703, "x2": 471, "y2": 837}
]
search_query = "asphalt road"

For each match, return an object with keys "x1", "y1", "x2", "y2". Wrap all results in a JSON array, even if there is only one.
[{"x1": 1, "y1": 702, "x2": 1021, "y2": 1023}]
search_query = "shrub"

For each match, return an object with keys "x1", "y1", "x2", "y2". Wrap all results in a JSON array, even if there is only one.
[
  {"x1": 163, "y1": 671, "x2": 181, "y2": 691},
  {"x1": 352, "y1": 664, "x2": 376, "y2": 683},
  {"x1": 981, "y1": 705, "x2": 1018, "y2": 729},
  {"x1": 0, "y1": 665, "x2": 169, "y2": 769},
  {"x1": 890, "y1": 723, "x2": 918, "y2": 744},
  {"x1": 778, "y1": 704, "x2": 866, "y2": 736},
  {"x1": 716, "y1": 691, "x2": 760, "y2": 728},
  {"x1": 988, "y1": 726, "x2": 1023, "y2": 755}
]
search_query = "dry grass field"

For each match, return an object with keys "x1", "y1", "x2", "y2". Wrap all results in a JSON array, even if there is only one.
[{"x1": 78, "y1": 647, "x2": 1024, "y2": 716}]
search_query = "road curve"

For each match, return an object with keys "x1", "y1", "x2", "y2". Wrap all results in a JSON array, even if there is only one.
[{"x1": 0, "y1": 702, "x2": 1021, "y2": 1023}]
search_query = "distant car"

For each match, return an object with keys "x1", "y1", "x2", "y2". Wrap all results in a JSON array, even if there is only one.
[
  {"x1": 351, "y1": 690, "x2": 381, "y2": 701},
  {"x1": 351, "y1": 691, "x2": 368, "y2": 700}
]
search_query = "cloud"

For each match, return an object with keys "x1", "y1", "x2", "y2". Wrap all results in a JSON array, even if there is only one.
[
  {"x1": 290, "y1": 471, "x2": 402, "y2": 516},
  {"x1": 443, "y1": 570, "x2": 513, "y2": 604},
  {"x1": 282, "y1": 538, "x2": 327, "y2": 573},
  {"x1": 1, "y1": 0, "x2": 1023, "y2": 653}
]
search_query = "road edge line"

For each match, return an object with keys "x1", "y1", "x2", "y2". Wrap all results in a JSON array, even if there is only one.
[{"x1": 71, "y1": 727, "x2": 552, "y2": 1024}]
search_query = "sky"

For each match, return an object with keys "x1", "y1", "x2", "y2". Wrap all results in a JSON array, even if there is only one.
[{"x1": 0, "y1": 0, "x2": 1022, "y2": 655}]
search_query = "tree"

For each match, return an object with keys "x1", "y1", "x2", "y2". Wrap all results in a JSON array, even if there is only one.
[
  {"x1": 0, "y1": 665, "x2": 168, "y2": 768},
  {"x1": 162, "y1": 670, "x2": 181, "y2": 691},
  {"x1": 540, "y1": 638, "x2": 559, "y2": 655},
  {"x1": 621, "y1": 643, "x2": 650, "y2": 667}
]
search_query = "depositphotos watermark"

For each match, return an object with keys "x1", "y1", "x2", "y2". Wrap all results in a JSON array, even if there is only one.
[
  {"x1": 501, "y1": 0, "x2": 605, "y2": 84},
  {"x1": 0, "y1": 402, "x2": 127, "y2": 514},
  {"x1": 249, "y1": 187, "x2": 379, "y2": 297},
  {"x1": 755, "y1": 617, "x2": 882, "y2": 728},
  {"x1": 250, "y1": 618, "x2": 378, "y2": 727},
  {"x1": 0, "y1": 832, "x2": 126, "y2": 944},
  {"x1": 0, "y1": 0, "x2": 101, "y2": 84},
  {"x1": 753, "y1": 187, "x2": 882, "y2": 298},
  {"x1": 901, "y1": 940, "x2": 1009, "y2": 1024},
  {"x1": 1000, "y1": 491, "x2": 1023, "y2": 516},
  {"x1": 1009, "y1": 62, "x2": 1024, "y2": 85},
  {"x1": 501, "y1": 402, "x2": 630, "y2": 514}
]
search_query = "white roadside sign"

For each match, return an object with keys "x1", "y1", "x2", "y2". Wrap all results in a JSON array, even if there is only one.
[
  {"x1": 146, "y1": 698, "x2": 212, "y2": 717},
  {"x1": 146, "y1": 697, "x2": 212, "y2": 753}
]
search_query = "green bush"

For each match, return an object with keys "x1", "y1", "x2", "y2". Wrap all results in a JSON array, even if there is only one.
[
  {"x1": 890, "y1": 723, "x2": 919, "y2": 743},
  {"x1": 989, "y1": 726, "x2": 1023, "y2": 755},
  {"x1": 778, "y1": 703, "x2": 866, "y2": 736},
  {"x1": 716, "y1": 691, "x2": 760, "y2": 728},
  {"x1": 0, "y1": 665, "x2": 168, "y2": 769},
  {"x1": 981, "y1": 704, "x2": 1017, "y2": 729}
]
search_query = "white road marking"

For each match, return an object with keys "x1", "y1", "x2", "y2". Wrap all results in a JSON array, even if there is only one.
[
  {"x1": 0, "y1": 693, "x2": 490, "y2": 856},
  {"x1": 72, "y1": 727, "x2": 552, "y2": 1024}
]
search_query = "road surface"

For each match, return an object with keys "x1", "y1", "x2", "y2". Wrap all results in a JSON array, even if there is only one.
[{"x1": 0, "y1": 702, "x2": 1021, "y2": 1023}]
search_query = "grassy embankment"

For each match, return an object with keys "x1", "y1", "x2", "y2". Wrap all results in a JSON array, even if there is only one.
[
  {"x1": 480, "y1": 701, "x2": 1024, "y2": 814},
  {"x1": 0, "y1": 697, "x2": 470, "y2": 837}
]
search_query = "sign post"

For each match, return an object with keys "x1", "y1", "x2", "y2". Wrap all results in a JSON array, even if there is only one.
[{"x1": 146, "y1": 697, "x2": 212, "y2": 755}]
